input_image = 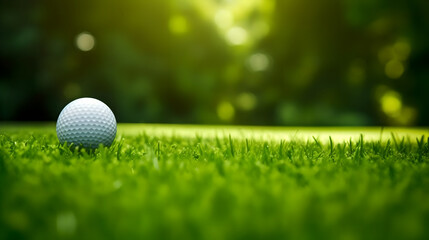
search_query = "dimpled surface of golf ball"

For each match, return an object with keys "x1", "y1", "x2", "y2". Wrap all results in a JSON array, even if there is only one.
[{"x1": 56, "y1": 97, "x2": 117, "y2": 148}]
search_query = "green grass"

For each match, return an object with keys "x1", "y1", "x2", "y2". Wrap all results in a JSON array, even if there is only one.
[{"x1": 1, "y1": 124, "x2": 429, "y2": 240}]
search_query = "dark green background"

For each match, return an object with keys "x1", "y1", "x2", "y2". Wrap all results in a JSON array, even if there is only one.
[{"x1": 1, "y1": 0, "x2": 428, "y2": 125}]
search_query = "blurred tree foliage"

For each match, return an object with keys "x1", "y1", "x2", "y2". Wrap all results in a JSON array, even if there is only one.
[{"x1": 0, "y1": 0, "x2": 428, "y2": 125}]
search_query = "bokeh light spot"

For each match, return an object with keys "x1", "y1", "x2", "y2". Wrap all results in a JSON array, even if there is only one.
[
  {"x1": 251, "y1": 20, "x2": 270, "y2": 38},
  {"x1": 378, "y1": 40, "x2": 411, "y2": 64},
  {"x1": 396, "y1": 107, "x2": 417, "y2": 125},
  {"x1": 380, "y1": 90, "x2": 402, "y2": 116},
  {"x1": 75, "y1": 32, "x2": 95, "y2": 51},
  {"x1": 56, "y1": 212, "x2": 76, "y2": 235},
  {"x1": 248, "y1": 53, "x2": 269, "y2": 71},
  {"x1": 374, "y1": 85, "x2": 389, "y2": 100},
  {"x1": 169, "y1": 15, "x2": 188, "y2": 34},
  {"x1": 217, "y1": 101, "x2": 235, "y2": 121},
  {"x1": 378, "y1": 46, "x2": 395, "y2": 64},
  {"x1": 214, "y1": 9, "x2": 233, "y2": 29},
  {"x1": 393, "y1": 40, "x2": 411, "y2": 61},
  {"x1": 226, "y1": 27, "x2": 248, "y2": 45},
  {"x1": 385, "y1": 60, "x2": 404, "y2": 79},
  {"x1": 236, "y1": 92, "x2": 257, "y2": 111}
]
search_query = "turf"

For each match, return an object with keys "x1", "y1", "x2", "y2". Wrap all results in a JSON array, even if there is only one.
[{"x1": 1, "y1": 124, "x2": 429, "y2": 240}]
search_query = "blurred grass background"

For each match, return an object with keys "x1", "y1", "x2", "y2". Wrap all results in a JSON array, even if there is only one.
[{"x1": 0, "y1": 0, "x2": 428, "y2": 126}]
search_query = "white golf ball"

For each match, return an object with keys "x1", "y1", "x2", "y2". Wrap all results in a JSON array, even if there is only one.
[{"x1": 56, "y1": 97, "x2": 117, "y2": 148}]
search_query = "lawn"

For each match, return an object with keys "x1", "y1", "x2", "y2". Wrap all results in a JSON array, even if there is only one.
[{"x1": 1, "y1": 124, "x2": 429, "y2": 240}]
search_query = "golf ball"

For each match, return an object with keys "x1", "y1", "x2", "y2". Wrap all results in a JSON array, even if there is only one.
[{"x1": 56, "y1": 97, "x2": 117, "y2": 148}]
